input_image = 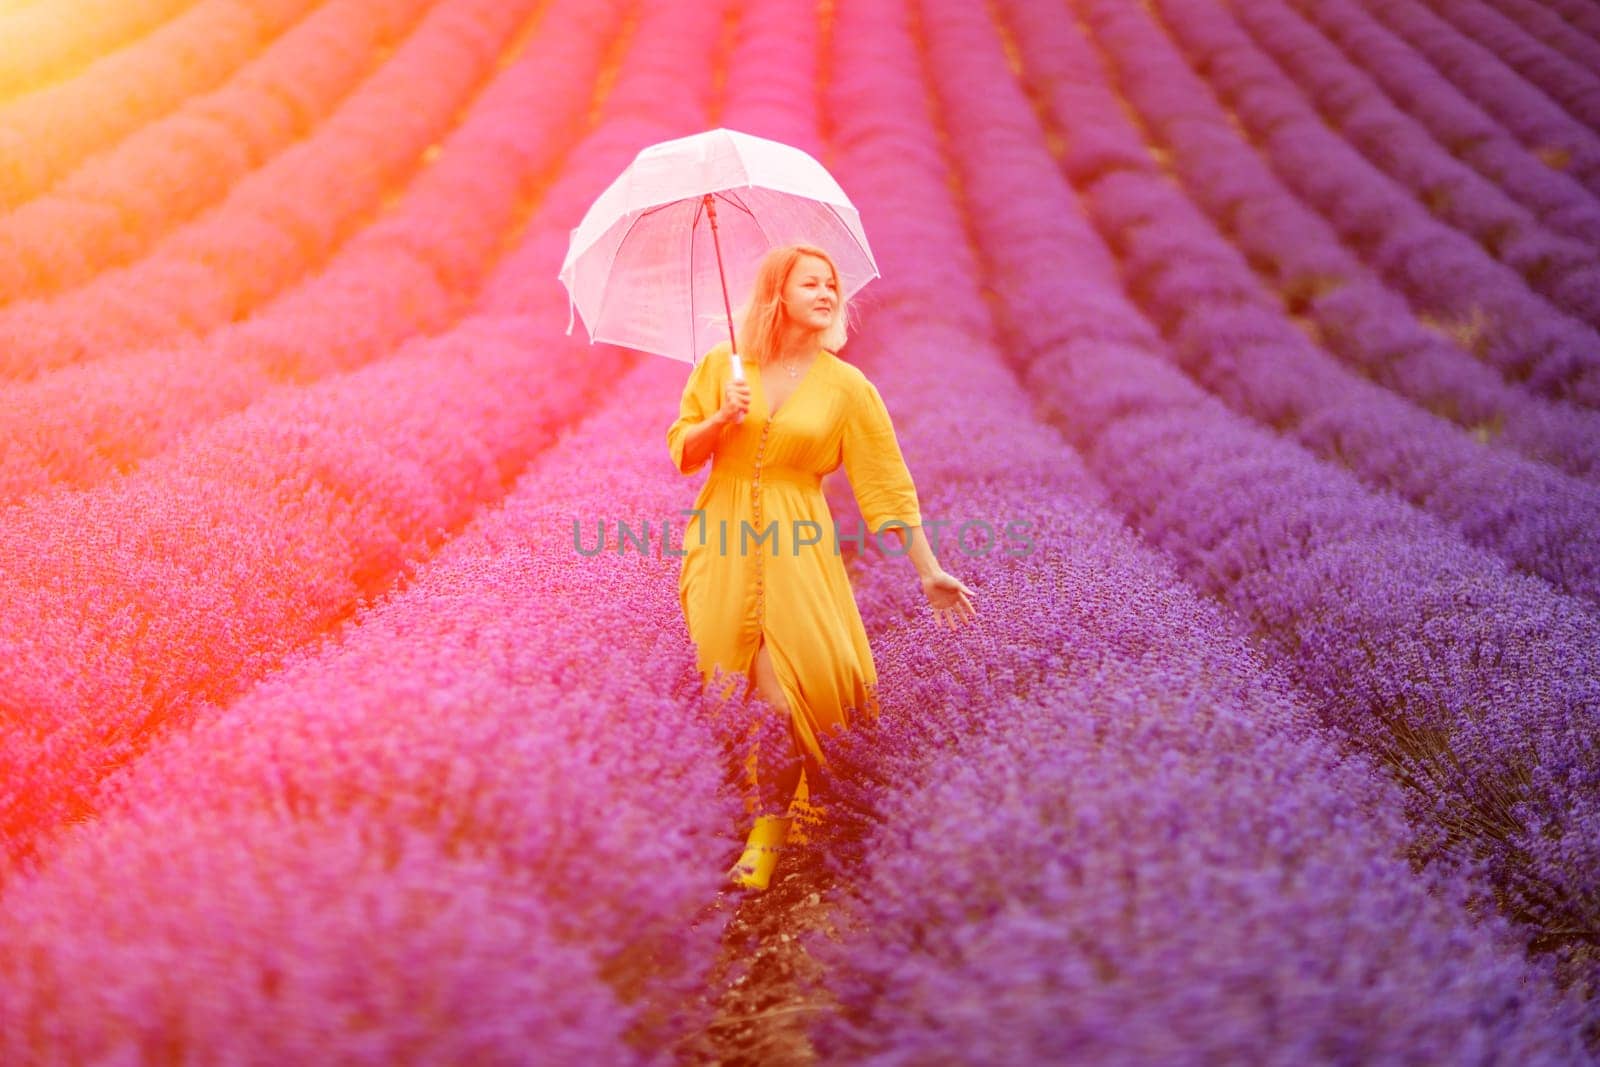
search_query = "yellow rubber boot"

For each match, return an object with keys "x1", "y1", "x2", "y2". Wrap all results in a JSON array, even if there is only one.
[
  {"x1": 786, "y1": 771, "x2": 824, "y2": 846},
  {"x1": 740, "y1": 740, "x2": 760, "y2": 820},
  {"x1": 729, "y1": 814, "x2": 793, "y2": 892}
]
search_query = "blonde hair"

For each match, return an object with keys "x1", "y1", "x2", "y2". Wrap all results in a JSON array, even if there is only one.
[{"x1": 734, "y1": 244, "x2": 850, "y2": 364}]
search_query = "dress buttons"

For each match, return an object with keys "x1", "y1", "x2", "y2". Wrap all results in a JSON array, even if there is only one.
[{"x1": 753, "y1": 429, "x2": 768, "y2": 622}]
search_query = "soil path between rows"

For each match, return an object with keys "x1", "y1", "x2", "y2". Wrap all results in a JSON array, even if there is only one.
[{"x1": 674, "y1": 848, "x2": 844, "y2": 1065}]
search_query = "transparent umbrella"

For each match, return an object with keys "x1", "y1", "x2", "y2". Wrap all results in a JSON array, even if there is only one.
[{"x1": 558, "y1": 127, "x2": 879, "y2": 392}]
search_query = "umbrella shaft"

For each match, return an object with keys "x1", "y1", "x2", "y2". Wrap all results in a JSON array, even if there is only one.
[{"x1": 704, "y1": 194, "x2": 739, "y2": 357}]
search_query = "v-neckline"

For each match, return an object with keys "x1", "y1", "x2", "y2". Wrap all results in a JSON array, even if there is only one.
[{"x1": 756, "y1": 349, "x2": 824, "y2": 420}]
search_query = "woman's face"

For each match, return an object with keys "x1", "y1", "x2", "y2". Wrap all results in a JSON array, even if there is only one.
[{"x1": 780, "y1": 254, "x2": 839, "y2": 335}]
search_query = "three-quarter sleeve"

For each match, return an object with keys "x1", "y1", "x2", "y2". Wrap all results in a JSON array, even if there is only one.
[
  {"x1": 666, "y1": 344, "x2": 727, "y2": 475},
  {"x1": 843, "y1": 377, "x2": 922, "y2": 533}
]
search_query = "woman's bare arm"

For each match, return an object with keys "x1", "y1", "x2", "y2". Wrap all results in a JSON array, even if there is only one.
[
  {"x1": 678, "y1": 409, "x2": 731, "y2": 472},
  {"x1": 884, "y1": 523, "x2": 979, "y2": 628},
  {"x1": 678, "y1": 378, "x2": 750, "y2": 472},
  {"x1": 885, "y1": 522, "x2": 940, "y2": 580}
]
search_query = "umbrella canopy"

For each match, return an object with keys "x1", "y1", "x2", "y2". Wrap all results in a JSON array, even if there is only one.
[{"x1": 558, "y1": 128, "x2": 878, "y2": 365}]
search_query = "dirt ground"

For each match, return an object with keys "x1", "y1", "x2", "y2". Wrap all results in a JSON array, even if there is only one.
[{"x1": 672, "y1": 846, "x2": 843, "y2": 1066}]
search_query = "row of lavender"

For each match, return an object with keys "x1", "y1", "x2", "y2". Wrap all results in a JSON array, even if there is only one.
[
  {"x1": 1415, "y1": 0, "x2": 1600, "y2": 140},
  {"x1": 0, "y1": 0, "x2": 192, "y2": 98},
  {"x1": 0, "y1": 0, "x2": 757, "y2": 1059},
  {"x1": 993, "y1": 0, "x2": 1600, "y2": 1009},
  {"x1": 0, "y1": 0, "x2": 1592, "y2": 1058},
  {"x1": 0, "y1": 0, "x2": 319, "y2": 207},
  {"x1": 796, "y1": 0, "x2": 1588, "y2": 1058},
  {"x1": 0, "y1": 367, "x2": 737, "y2": 1061},
  {"x1": 1150, "y1": 0, "x2": 1600, "y2": 407},
  {"x1": 1230, "y1": 0, "x2": 1600, "y2": 327},
  {"x1": 0, "y1": 0, "x2": 510, "y2": 378},
  {"x1": 984, "y1": 2, "x2": 1600, "y2": 604},
  {"x1": 1518, "y1": 0, "x2": 1600, "y2": 52},
  {"x1": 0, "y1": 1, "x2": 892, "y2": 1057},
  {"x1": 1292, "y1": 0, "x2": 1600, "y2": 254},
  {"x1": 0, "y1": 0, "x2": 434, "y2": 303},
  {"x1": 1013, "y1": 0, "x2": 1600, "y2": 489},
  {"x1": 1359, "y1": 0, "x2": 1600, "y2": 198},
  {"x1": 0, "y1": 0, "x2": 632, "y2": 878},
  {"x1": 1476, "y1": 0, "x2": 1600, "y2": 79},
  {"x1": 0, "y1": 0, "x2": 616, "y2": 503}
]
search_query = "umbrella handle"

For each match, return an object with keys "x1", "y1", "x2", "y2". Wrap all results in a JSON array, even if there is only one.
[
  {"x1": 707, "y1": 194, "x2": 746, "y2": 425},
  {"x1": 730, "y1": 351, "x2": 745, "y2": 424}
]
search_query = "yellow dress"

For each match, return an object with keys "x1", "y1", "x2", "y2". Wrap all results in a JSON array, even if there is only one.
[{"x1": 667, "y1": 342, "x2": 922, "y2": 781}]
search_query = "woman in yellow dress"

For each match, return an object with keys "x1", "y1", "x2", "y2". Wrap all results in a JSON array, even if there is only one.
[{"x1": 667, "y1": 244, "x2": 978, "y2": 892}]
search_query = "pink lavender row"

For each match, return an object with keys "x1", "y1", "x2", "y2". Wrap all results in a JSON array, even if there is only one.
[
  {"x1": 1282, "y1": 0, "x2": 1600, "y2": 259},
  {"x1": 1066, "y1": 0, "x2": 1600, "y2": 420},
  {"x1": 818, "y1": 673, "x2": 1587, "y2": 1063},
  {"x1": 1481, "y1": 0, "x2": 1600, "y2": 80},
  {"x1": 0, "y1": 0, "x2": 319, "y2": 208},
  {"x1": 0, "y1": 0, "x2": 522, "y2": 379},
  {"x1": 3, "y1": 0, "x2": 1498, "y2": 1050},
  {"x1": 834, "y1": 0, "x2": 1582, "y2": 1021},
  {"x1": 0, "y1": 5, "x2": 796, "y2": 1053},
  {"x1": 1146, "y1": 0, "x2": 1600, "y2": 408},
  {"x1": 1093, "y1": 180, "x2": 1600, "y2": 604},
  {"x1": 1093, "y1": 185, "x2": 1600, "y2": 604},
  {"x1": 953, "y1": 0, "x2": 1600, "y2": 998},
  {"x1": 0, "y1": 0, "x2": 430, "y2": 303},
  {"x1": 0, "y1": 0, "x2": 736, "y2": 878},
  {"x1": 716, "y1": 0, "x2": 822, "y2": 156},
  {"x1": 3, "y1": 825, "x2": 659, "y2": 1063},
  {"x1": 798, "y1": 0, "x2": 1585, "y2": 1056},
  {"x1": 0, "y1": 0, "x2": 193, "y2": 98},
  {"x1": 996, "y1": 0, "x2": 1600, "y2": 488},
  {"x1": 0, "y1": 0, "x2": 625, "y2": 503},
  {"x1": 0, "y1": 0, "x2": 725, "y2": 876},
  {"x1": 0, "y1": 338, "x2": 754, "y2": 1057},
  {"x1": 1515, "y1": 0, "x2": 1600, "y2": 53},
  {"x1": 0, "y1": 368, "x2": 738, "y2": 1057},
  {"x1": 0, "y1": 672, "x2": 720, "y2": 1063},
  {"x1": 1353, "y1": 0, "x2": 1600, "y2": 199},
  {"x1": 813, "y1": 332, "x2": 1583, "y2": 1057},
  {"x1": 1008, "y1": 22, "x2": 1600, "y2": 603},
  {"x1": 0, "y1": 316, "x2": 628, "y2": 877},
  {"x1": 1231, "y1": 0, "x2": 1600, "y2": 327},
  {"x1": 1423, "y1": 0, "x2": 1600, "y2": 136}
]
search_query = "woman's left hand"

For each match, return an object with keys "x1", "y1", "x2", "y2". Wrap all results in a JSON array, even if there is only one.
[{"x1": 922, "y1": 569, "x2": 979, "y2": 630}]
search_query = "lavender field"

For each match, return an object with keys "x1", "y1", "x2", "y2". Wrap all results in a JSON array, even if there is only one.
[{"x1": 0, "y1": 0, "x2": 1596, "y2": 1062}]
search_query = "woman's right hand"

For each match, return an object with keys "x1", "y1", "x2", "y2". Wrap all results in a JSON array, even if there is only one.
[{"x1": 717, "y1": 379, "x2": 751, "y2": 424}]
